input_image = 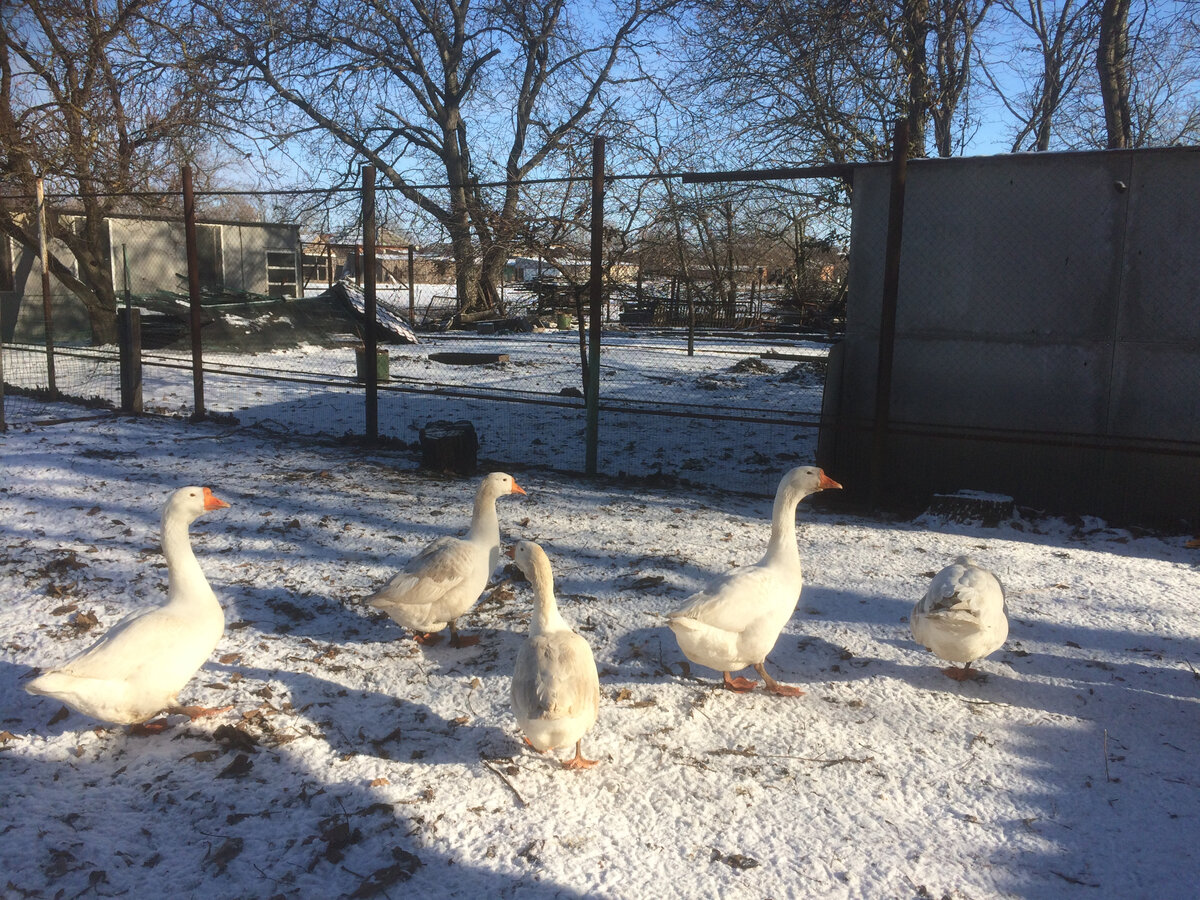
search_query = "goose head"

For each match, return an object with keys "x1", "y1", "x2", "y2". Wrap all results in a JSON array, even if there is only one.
[
  {"x1": 778, "y1": 466, "x2": 842, "y2": 501},
  {"x1": 505, "y1": 539, "x2": 545, "y2": 581},
  {"x1": 479, "y1": 472, "x2": 527, "y2": 500},
  {"x1": 164, "y1": 486, "x2": 230, "y2": 525}
]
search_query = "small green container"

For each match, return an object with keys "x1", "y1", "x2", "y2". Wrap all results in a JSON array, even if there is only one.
[{"x1": 355, "y1": 347, "x2": 390, "y2": 382}]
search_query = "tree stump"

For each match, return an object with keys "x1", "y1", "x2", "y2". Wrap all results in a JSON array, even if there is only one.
[{"x1": 419, "y1": 420, "x2": 478, "y2": 475}]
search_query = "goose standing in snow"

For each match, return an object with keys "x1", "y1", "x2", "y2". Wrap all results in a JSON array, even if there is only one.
[
  {"x1": 366, "y1": 472, "x2": 526, "y2": 647},
  {"x1": 508, "y1": 540, "x2": 600, "y2": 769},
  {"x1": 911, "y1": 556, "x2": 1008, "y2": 681},
  {"x1": 26, "y1": 486, "x2": 232, "y2": 731},
  {"x1": 666, "y1": 466, "x2": 841, "y2": 695}
]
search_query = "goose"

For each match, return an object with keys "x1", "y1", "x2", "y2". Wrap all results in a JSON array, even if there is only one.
[
  {"x1": 666, "y1": 465, "x2": 841, "y2": 695},
  {"x1": 366, "y1": 472, "x2": 526, "y2": 647},
  {"x1": 508, "y1": 540, "x2": 600, "y2": 769},
  {"x1": 911, "y1": 556, "x2": 1008, "y2": 681},
  {"x1": 25, "y1": 486, "x2": 231, "y2": 730}
]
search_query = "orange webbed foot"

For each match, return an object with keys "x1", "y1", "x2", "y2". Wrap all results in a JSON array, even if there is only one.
[
  {"x1": 562, "y1": 741, "x2": 598, "y2": 769},
  {"x1": 766, "y1": 683, "x2": 805, "y2": 697},
  {"x1": 941, "y1": 666, "x2": 979, "y2": 681},
  {"x1": 449, "y1": 633, "x2": 481, "y2": 649},
  {"x1": 723, "y1": 672, "x2": 758, "y2": 693},
  {"x1": 413, "y1": 632, "x2": 444, "y2": 646}
]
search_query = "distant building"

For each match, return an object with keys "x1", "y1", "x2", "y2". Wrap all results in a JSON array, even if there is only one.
[{"x1": 1, "y1": 212, "x2": 301, "y2": 342}]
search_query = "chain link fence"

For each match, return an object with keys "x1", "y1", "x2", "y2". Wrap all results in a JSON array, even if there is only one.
[{"x1": 1, "y1": 172, "x2": 846, "y2": 497}]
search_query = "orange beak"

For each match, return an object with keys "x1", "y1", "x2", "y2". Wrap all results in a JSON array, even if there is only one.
[
  {"x1": 511, "y1": 480, "x2": 527, "y2": 496},
  {"x1": 504, "y1": 546, "x2": 516, "y2": 559},
  {"x1": 203, "y1": 487, "x2": 231, "y2": 510},
  {"x1": 818, "y1": 471, "x2": 843, "y2": 491}
]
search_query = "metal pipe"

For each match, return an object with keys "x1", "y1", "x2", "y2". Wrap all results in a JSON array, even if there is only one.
[
  {"x1": 408, "y1": 245, "x2": 416, "y2": 325},
  {"x1": 35, "y1": 178, "x2": 57, "y2": 395},
  {"x1": 869, "y1": 120, "x2": 910, "y2": 508},
  {"x1": 362, "y1": 165, "x2": 378, "y2": 442},
  {"x1": 585, "y1": 135, "x2": 605, "y2": 475}
]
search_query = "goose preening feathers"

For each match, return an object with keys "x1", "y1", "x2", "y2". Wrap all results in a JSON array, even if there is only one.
[
  {"x1": 366, "y1": 472, "x2": 526, "y2": 647},
  {"x1": 911, "y1": 555, "x2": 1008, "y2": 680},
  {"x1": 508, "y1": 541, "x2": 600, "y2": 770},
  {"x1": 25, "y1": 486, "x2": 231, "y2": 730},
  {"x1": 666, "y1": 466, "x2": 841, "y2": 696}
]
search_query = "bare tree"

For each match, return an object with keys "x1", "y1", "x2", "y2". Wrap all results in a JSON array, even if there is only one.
[
  {"x1": 683, "y1": 0, "x2": 992, "y2": 161},
  {"x1": 1096, "y1": 0, "x2": 1133, "y2": 147},
  {"x1": 0, "y1": 0, "x2": 229, "y2": 343},
  {"x1": 196, "y1": 0, "x2": 672, "y2": 315},
  {"x1": 982, "y1": 0, "x2": 1100, "y2": 152},
  {"x1": 928, "y1": 0, "x2": 995, "y2": 156}
]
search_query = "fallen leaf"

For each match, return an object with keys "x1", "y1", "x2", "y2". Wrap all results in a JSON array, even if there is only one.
[
  {"x1": 711, "y1": 849, "x2": 760, "y2": 870},
  {"x1": 369, "y1": 777, "x2": 390, "y2": 787},
  {"x1": 350, "y1": 850, "x2": 423, "y2": 898},
  {"x1": 71, "y1": 610, "x2": 101, "y2": 632},
  {"x1": 218, "y1": 653, "x2": 241, "y2": 664},
  {"x1": 182, "y1": 750, "x2": 221, "y2": 763},
  {"x1": 207, "y1": 837, "x2": 243, "y2": 874},
  {"x1": 217, "y1": 753, "x2": 254, "y2": 779},
  {"x1": 214, "y1": 724, "x2": 260, "y2": 753}
]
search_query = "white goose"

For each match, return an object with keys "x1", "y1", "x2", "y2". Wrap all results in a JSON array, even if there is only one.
[
  {"x1": 366, "y1": 472, "x2": 526, "y2": 647},
  {"x1": 667, "y1": 465, "x2": 841, "y2": 695},
  {"x1": 26, "y1": 486, "x2": 231, "y2": 729},
  {"x1": 508, "y1": 540, "x2": 600, "y2": 769},
  {"x1": 911, "y1": 556, "x2": 1008, "y2": 681}
]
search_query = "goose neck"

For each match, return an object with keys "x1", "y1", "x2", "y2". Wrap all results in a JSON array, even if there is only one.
[
  {"x1": 467, "y1": 490, "x2": 500, "y2": 545},
  {"x1": 161, "y1": 511, "x2": 209, "y2": 603},
  {"x1": 528, "y1": 559, "x2": 567, "y2": 635},
  {"x1": 764, "y1": 487, "x2": 802, "y2": 563}
]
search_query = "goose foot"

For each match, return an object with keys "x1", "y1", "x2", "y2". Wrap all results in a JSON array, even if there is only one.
[
  {"x1": 413, "y1": 632, "x2": 444, "y2": 646},
  {"x1": 754, "y1": 663, "x2": 805, "y2": 697},
  {"x1": 130, "y1": 719, "x2": 171, "y2": 736},
  {"x1": 561, "y1": 740, "x2": 597, "y2": 770},
  {"x1": 941, "y1": 665, "x2": 979, "y2": 681},
  {"x1": 723, "y1": 672, "x2": 758, "y2": 693},
  {"x1": 448, "y1": 622, "x2": 480, "y2": 648}
]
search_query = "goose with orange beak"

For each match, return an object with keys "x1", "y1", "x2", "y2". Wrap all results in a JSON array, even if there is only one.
[
  {"x1": 367, "y1": 472, "x2": 526, "y2": 648},
  {"x1": 666, "y1": 466, "x2": 841, "y2": 696},
  {"x1": 26, "y1": 486, "x2": 232, "y2": 732}
]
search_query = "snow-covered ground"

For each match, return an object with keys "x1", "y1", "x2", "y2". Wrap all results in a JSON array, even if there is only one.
[
  {"x1": 2, "y1": 404, "x2": 1198, "y2": 899},
  {"x1": 4, "y1": 327, "x2": 830, "y2": 496}
]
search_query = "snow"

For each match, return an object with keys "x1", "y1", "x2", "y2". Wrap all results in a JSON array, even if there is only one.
[
  {"x1": 126, "y1": 332, "x2": 830, "y2": 497},
  {"x1": 2, "y1": 403, "x2": 1199, "y2": 897}
]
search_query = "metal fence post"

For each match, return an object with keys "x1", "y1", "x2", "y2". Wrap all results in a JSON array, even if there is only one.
[
  {"x1": 362, "y1": 164, "x2": 378, "y2": 443},
  {"x1": 408, "y1": 245, "x2": 416, "y2": 325},
  {"x1": 118, "y1": 307, "x2": 142, "y2": 413},
  {"x1": 585, "y1": 135, "x2": 605, "y2": 476},
  {"x1": 0, "y1": 342, "x2": 6, "y2": 432},
  {"x1": 182, "y1": 165, "x2": 206, "y2": 421},
  {"x1": 869, "y1": 119, "x2": 910, "y2": 508},
  {"x1": 36, "y1": 177, "x2": 57, "y2": 396}
]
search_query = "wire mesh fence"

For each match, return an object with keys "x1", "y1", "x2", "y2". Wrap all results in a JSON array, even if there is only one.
[
  {"x1": 4, "y1": 145, "x2": 1198, "y2": 524},
  {"x1": 2, "y1": 172, "x2": 844, "y2": 496}
]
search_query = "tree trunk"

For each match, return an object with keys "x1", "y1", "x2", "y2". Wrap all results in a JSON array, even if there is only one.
[
  {"x1": 903, "y1": 0, "x2": 931, "y2": 157},
  {"x1": 1097, "y1": 0, "x2": 1133, "y2": 149}
]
